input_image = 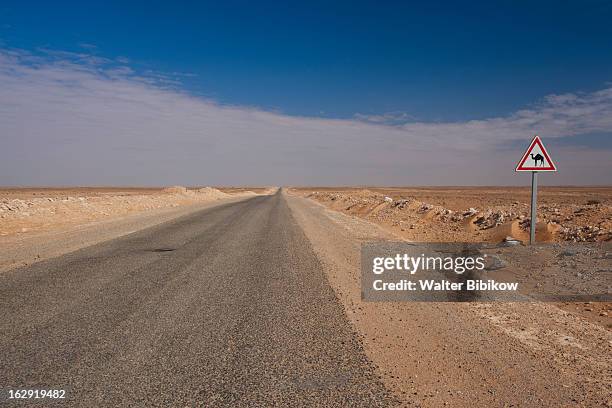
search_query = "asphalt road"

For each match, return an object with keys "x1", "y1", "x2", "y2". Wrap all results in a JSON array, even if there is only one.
[{"x1": 0, "y1": 191, "x2": 395, "y2": 406}]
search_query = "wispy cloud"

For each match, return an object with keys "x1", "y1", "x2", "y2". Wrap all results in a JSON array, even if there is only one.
[
  {"x1": 78, "y1": 42, "x2": 98, "y2": 51},
  {"x1": 354, "y1": 111, "x2": 416, "y2": 125},
  {"x1": 0, "y1": 47, "x2": 610, "y2": 186}
]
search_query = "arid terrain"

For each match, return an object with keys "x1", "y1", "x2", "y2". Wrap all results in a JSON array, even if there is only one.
[
  {"x1": 0, "y1": 186, "x2": 267, "y2": 238},
  {"x1": 1, "y1": 186, "x2": 610, "y2": 406},
  {"x1": 0, "y1": 186, "x2": 270, "y2": 272},
  {"x1": 285, "y1": 190, "x2": 611, "y2": 407},
  {"x1": 289, "y1": 186, "x2": 611, "y2": 244},
  {"x1": 289, "y1": 187, "x2": 612, "y2": 328}
]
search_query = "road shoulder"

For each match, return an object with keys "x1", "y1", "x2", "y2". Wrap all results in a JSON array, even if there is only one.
[{"x1": 285, "y1": 192, "x2": 611, "y2": 407}]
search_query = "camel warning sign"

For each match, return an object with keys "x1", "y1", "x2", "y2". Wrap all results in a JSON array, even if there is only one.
[{"x1": 515, "y1": 135, "x2": 557, "y2": 172}]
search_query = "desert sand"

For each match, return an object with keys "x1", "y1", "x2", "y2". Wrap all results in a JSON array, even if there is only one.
[
  {"x1": 0, "y1": 186, "x2": 266, "y2": 238},
  {"x1": 289, "y1": 186, "x2": 611, "y2": 328},
  {"x1": 289, "y1": 186, "x2": 611, "y2": 243},
  {"x1": 286, "y1": 191, "x2": 611, "y2": 407}
]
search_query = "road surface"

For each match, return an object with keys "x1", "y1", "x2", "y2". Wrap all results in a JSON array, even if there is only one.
[{"x1": 0, "y1": 191, "x2": 395, "y2": 406}]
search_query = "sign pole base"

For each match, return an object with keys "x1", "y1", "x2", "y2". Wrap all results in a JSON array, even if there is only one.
[{"x1": 530, "y1": 171, "x2": 538, "y2": 245}]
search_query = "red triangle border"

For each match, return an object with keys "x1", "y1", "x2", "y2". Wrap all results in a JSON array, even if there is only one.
[{"x1": 515, "y1": 135, "x2": 557, "y2": 172}]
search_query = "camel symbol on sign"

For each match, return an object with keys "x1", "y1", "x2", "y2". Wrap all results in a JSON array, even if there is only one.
[
  {"x1": 515, "y1": 135, "x2": 557, "y2": 172},
  {"x1": 530, "y1": 153, "x2": 545, "y2": 167}
]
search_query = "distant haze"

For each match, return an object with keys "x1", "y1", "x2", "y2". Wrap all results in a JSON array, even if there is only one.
[{"x1": 1, "y1": 48, "x2": 611, "y2": 186}]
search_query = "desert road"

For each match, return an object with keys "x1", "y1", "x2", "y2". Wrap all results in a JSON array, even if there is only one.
[
  {"x1": 0, "y1": 191, "x2": 395, "y2": 406},
  {"x1": 1, "y1": 189, "x2": 610, "y2": 407}
]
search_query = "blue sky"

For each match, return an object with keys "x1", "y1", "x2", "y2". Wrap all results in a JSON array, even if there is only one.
[
  {"x1": 0, "y1": 1, "x2": 611, "y2": 185},
  {"x1": 3, "y1": 0, "x2": 612, "y2": 121}
]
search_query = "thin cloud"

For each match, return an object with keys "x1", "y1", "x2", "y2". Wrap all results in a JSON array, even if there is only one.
[
  {"x1": 354, "y1": 111, "x2": 417, "y2": 125},
  {"x1": 78, "y1": 42, "x2": 98, "y2": 51},
  {"x1": 0, "y1": 47, "x2": 610, "y2": 186}
]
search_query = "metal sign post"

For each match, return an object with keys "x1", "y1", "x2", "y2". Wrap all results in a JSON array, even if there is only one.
[
  {"x1": 530, "y1": 171, "x2": 538, "y2": 244},
  {"x1": 515, "y1": 135, "x2": 557, "y2": 245}
]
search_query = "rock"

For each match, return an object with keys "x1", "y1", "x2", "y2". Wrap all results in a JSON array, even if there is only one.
[
  {"x1": 392, "y1": 199, "x2": 411, "y2": 209},
  {"x1": 558, "y1": 249, "x2": 577, "y2": 257},
  {"x1": 463, "y1": 208, "x2": 478, "y2": 217},
  {"x1": 384, "y1": 196, "x2": 393, "y2": 203},
  {"x1": 485, "y1": 255, "x2": 507, "y2": 270},
  {"x1": 503, "y1": 236, "x2": 522, "y2": 246},
  {"x1": 472, "y1": 209, "x2": 517, "y2": 230},
  {"x1": 600, "y1": 311, "x2": 608, "y2": 317},
  {"x1": 560, "y1": 225, "x2": 603, "y2": 242},
  {"x1": 418, "y1": 203, "x2": 433, "y2": 213}
]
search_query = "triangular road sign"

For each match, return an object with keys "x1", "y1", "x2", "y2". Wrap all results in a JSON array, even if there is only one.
[{"x1": 515, "y1": 135, "x2": 557, "y2": 172}]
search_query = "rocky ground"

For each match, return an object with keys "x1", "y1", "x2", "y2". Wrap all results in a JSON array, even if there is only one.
[
  {"x1": 286, "y1": 192, "x2": 612, "y2": 407},
  {"x1": 0, "y1": 186, "x2": 263, "y2": 238},
  {"x1": 290, "y1": 186, "x2": 611, "y2": 244},
  {"x1": 289, "y1": 187, "x2": 611, "y2": 329}
]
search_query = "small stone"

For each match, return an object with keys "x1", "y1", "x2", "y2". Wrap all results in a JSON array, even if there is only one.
[
  {"x1": 502, "y1": 236, "x2": 521, "y2": 246},
  {"x1": 463, "y1": 208, "x2": 478, "y2": 217},
  {"x1": 485, "y1": 255, "x2": 507, "y2": 270},
  {"x1": 558, "y1": 249, "x2": 577, "y2": 257}
]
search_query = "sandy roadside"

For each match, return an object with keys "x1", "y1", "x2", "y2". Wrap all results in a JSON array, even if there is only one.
[
  {"x1": 290, "y1": 186, "x2": 611, "y2": 244},
  {"x1": 0, "y1": 186, "x2": 267, "y2": 237},
  {"x1": 285, "y1": 191, "x2": 611, "y2": 407},
  {"x1": 290, "y1": 187, "x2": 612, "y2": 325},
  {"x1": 0, "y1": 193, "x2": 258, "y2": 273}
]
